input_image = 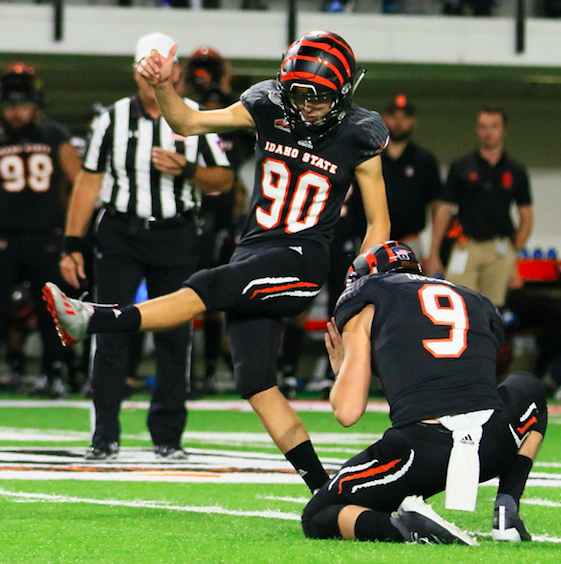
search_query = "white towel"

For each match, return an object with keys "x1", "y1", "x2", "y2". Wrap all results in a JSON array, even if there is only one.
[{"x1": 438, "y1": 409, "x2": 494, "y2": 512}]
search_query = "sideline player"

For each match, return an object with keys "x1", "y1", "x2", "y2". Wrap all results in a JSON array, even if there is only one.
[
  {"x1": 302, "y1": 241, "x2": 547, "y2": 543},
  {"x1": 0, "y1": 63, "x2": 82, "y2": 396},
  {"x1": 43, "y1": 31, "x2": 391, "y2": 493}
]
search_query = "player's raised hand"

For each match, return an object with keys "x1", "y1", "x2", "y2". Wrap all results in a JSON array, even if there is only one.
[
  {"x1": 324, "y1": 317, "x2": 344, "y2": 376},
  {"x1": 136, "y1": 44, "x2": 178, "y2": 86}
]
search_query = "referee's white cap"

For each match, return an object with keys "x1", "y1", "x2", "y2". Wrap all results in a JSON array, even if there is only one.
[{"x1": 135, "y1": 32, "x2": 179, "y2": 63}]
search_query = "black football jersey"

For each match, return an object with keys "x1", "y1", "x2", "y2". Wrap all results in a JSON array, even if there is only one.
[
  {"x1": 335, "y1": 272, "x2": 504, "y2": 427},
  {"x1": 0, "y1": 121, "x2": 70, "y2": 231},
  {"x1": 239, "y1": 80, "x2": 389, "y2": 247}
]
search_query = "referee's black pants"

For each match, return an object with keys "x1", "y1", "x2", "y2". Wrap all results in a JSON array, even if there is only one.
[{"x1": 91, "y1": 212, "x2": 199, "y2": 448}]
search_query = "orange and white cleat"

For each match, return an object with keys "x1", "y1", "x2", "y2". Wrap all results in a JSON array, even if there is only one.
[{"x1": 42, "y1": 282, "x2": 95, "y2": 346}]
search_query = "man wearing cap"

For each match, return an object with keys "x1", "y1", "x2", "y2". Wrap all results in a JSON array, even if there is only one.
[
  {"x1": 425, "y1": 107, "x2": 533, "y2": 309},
  {"x1": 0, "y1": 63, "x2": 82, "y2": 396},
  {"x1": 381, "y1": 94, "x2": 442, "y2": 259},
  {"x1": 59, "y1": 32, "x2": 233, "y2": 460}
]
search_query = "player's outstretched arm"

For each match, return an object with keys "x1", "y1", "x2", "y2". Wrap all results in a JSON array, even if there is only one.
[
  {"x1": 329, "y1": 306, "x2": 374, "y2": 427},
  {"x1": 355, "y1": 156, "x2": 391, "y2": 251},
  {"x1": 61, "y1": 171, "x2": 103, "y2": 289},
  {"x1": 137, "y1": 45, "x2": 255, "y2": 137}
]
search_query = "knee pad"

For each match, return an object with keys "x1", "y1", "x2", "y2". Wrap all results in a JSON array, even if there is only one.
[
  {"x1": 234, "y1": 357, "x2": 277, "y2": 399},
  {"x1": 301, "y1": 503, "x2": 345, "y2": 539}
]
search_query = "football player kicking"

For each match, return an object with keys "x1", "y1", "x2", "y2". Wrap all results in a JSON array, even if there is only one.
[
  {"x1": 302, "y1": 241, "x2": 547, "y2": 544},
  {"x1": 43, "y1": 31, "x2": 391, "y2": 494}
]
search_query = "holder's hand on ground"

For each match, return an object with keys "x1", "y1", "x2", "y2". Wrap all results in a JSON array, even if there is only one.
[
  {"x1": 60, "y1": 252, "x2": 87, "y2": 290},
  {"x1": 136, "y1": 44, "x2": 177, "y2": 87},
  {"x1": 324, "y1": 317, "x2": 344, "y2": 377},
  {"x1": 152, "y1": 147, "x2": 186, "y2": 176}
]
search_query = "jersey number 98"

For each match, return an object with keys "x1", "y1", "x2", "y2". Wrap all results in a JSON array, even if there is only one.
[{"x1": 0, "y1": 153, "x2": 54, "y2": 193}]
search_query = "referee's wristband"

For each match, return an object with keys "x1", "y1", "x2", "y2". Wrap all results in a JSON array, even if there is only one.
[
  {"x1": 63, "y1": 236, "x2": 84, "y2": 255},
  {"x1": 181, "y1": 160, "x2": 198, "y2": 181}
]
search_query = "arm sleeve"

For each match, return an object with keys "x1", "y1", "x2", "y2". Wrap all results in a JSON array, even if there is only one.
[
  {"x1": 350, "y1": 111, "x2": 390, "y2": 169},
  {"x1": 514, "y1": 165, "x2": 532, "y2": 206},
  {"x1": 240, "y1": 80, "x2": 278, "y2": 127},
  {"x1": 334, "y1": 277, "x2": 373, "y2": 332},
  {"x1": 489, "y1": 302, "x2": 505, "y2": 348},
  {"x1": 424, "y1": 151, "x2": 443, "y2": 203},
  {"x1": 441, "y1": 161, "x2": 461, "y2": 204}
]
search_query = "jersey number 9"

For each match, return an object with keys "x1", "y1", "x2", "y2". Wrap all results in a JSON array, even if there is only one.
[{"x1": 419, "y1": 284, "x2": 469, "y2": 358}]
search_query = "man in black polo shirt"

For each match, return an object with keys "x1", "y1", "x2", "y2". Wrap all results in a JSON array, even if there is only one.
[
  {"x1": 381, "y1": 95, "x2": 442, "y2": 258},
  {"x1": 426, "y1": 108, "x2": 533, "y2": 308}
]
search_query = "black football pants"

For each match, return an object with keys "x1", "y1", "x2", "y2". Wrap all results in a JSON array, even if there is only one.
[
  {"x1": 0, "y1": 230, "x2": 66, "y2": 373},
  {"x1": 91, "y1": 213, "x2": 198, "y2": 448}
]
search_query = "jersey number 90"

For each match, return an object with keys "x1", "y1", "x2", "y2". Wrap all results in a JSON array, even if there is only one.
[{"x1": 256, "y1": 158, "x2": 331, "y2": 234}]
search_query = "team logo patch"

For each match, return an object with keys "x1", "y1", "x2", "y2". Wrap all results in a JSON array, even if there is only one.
[
  {"x1": 502, "y1": 171, "x2": 513, "y2": 189},
  {"x1": 297, "y1": 137, "x2": 314, "y2": 149},
  {"x1": 267, "y1": 90, "x2": 283, "y2": 107},
  {"x1": 394, "y1": 248, "x2": 411, "y2": 261},
  {"x1": 274, "y1": 118, "x2": 291, "y2": 133}
]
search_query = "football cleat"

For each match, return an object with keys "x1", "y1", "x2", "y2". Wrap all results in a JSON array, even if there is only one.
[
  {"x1": 42, "y1": 283, "x2": 95, "y2": 346},
  {"x1": 391, "y1": 495, "x2": 479, "y2": 546},
  {"x1": 492, "y1": 505, "x2": 532, "y2": 542},
  {"x1": 85, "y1": 441, "x2": 119, "y2": 461},
  {"x1": 155, "y1": 445, "x2": 188, "y2": 460}
]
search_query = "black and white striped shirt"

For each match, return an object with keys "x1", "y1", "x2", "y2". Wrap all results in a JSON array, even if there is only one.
[{"x1": 83, "y1": 96, "x2": 230, "y2": 219}]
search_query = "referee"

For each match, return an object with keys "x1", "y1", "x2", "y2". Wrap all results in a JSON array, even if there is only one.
[{"x1": 60, "y1": 32, "x2": 233, "y2": 460}]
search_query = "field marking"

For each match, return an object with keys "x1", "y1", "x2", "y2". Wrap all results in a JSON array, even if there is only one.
[
  {"x1": 1, "y1": 488, "x2": 560, "y2": 544},
  {"x1": 0, "y1": 428, "x2": 380, "y2": 449},
  {"x1": 522, "y1": 497, "x2": 561, "y2": 508},
  {"x1": 258, "y1": 495, "x2": 309, "y2": 504},
  {"x1": 0, "y1": 399, "x2": 559, "y2": 415},
  {"x1": 0, "y1": 489, "x2": 301, "y2": 520},
  {"x1": 0, "y1": 399, "x2": 390, "y2": 413},
  {"x1": 0, "y1": 445, "x2": 559, "y2": 487},
  {"x1": 474, "y1": 531, "x2": 561, "y2": 544}
]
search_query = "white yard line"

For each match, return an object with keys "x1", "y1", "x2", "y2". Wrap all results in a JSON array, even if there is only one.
[
  {"x1": 1, "y1": 488, "x2": 560, "y2": 543},
  {"x1": 0, "y1": 399, "x2": 388, "y2": 412},
  {"x1": 522, "y1": 497, "x2": 561, "y2": 508},
  {"x1": 0, "y1": 489, "x2": 300, "y2": 520},
  {"x1": 258, "y1": 495, "x2": 309, "y2": 504}
]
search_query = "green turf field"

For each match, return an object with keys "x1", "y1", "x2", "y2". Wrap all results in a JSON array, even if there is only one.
[{"x1": 0, "y1": 398, "x2": 559, "y2": 563}]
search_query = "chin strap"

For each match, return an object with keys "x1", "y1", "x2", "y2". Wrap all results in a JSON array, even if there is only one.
[{"x1": 351, "y1": 67, "x2": 366, "y2": 97}]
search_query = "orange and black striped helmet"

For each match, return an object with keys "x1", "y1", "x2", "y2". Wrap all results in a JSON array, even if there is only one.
[
  {"x1": 346, "y1": 241, "x2": 422, "y2": 284},
  {"x1": 277, "y1": 31, "x2": 364, "y2": 139}
]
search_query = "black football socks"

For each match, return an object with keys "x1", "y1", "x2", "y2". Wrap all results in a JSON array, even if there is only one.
[
  {"x1": 87, "y1": 305, "x2": 142, "y2": 334},
  {"x1": 496, "y1": 454, "x2": 534, "y2": 508},
  {"x1": 285, "y1": 440, "x2": 329, "y2": 493}
]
